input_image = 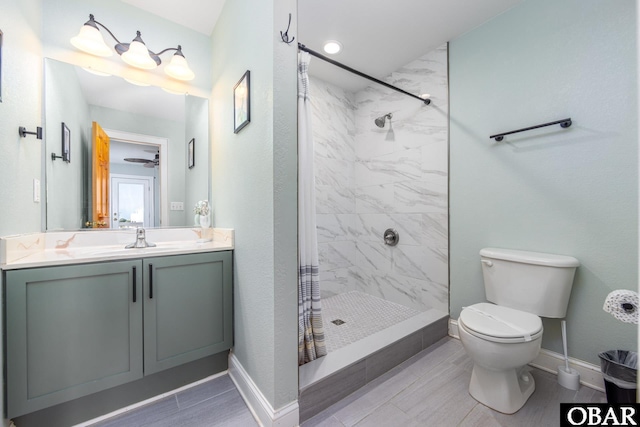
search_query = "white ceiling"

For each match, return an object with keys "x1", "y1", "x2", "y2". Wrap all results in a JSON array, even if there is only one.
[
  {"x1": 298, "y1": 0, "x2": 522, "y2": 91},
  {"x1": 120, "y1": 0, "x2": 521, "y2": 92},
  {"x1": 121, "y1": 0, "x2": 226, "y2": 36}
]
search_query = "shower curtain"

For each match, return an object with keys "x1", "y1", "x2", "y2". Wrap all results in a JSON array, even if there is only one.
[{"x1": 298, "y1": 52, "x2": 327, "y2": 365}]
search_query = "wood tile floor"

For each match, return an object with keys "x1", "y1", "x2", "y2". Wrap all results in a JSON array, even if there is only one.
[
  {"x1": 302, "y1": 337, "x2": 606, "y2": 427},
  {"x1": 89, "y1": 374, "x2": 258, "y2": 427},
  {"x1": 91, "y1": 337, "x2": 605, "y2": 427}
]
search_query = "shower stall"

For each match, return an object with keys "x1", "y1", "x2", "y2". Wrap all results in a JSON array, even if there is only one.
[{"x1": 298, "y1": 44, "x2": 450, "y2": 420}]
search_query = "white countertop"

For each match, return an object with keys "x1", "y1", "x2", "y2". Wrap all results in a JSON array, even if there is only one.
[{"x1": 0, "y1": 228, "x2": 234, "y2": 270}]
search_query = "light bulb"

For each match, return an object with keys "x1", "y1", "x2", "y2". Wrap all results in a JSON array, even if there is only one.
[
  {"x1": 164, "y1": 53, "x2": 195, "y2": 81},
  {"x1": 121, "y1": 39, "x2": 157, "y2": 70},
  {"x1": 70, "y1": 24, "x2": 112, "y2": 57}
]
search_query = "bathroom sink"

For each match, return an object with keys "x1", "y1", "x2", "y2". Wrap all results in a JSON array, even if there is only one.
[{"x1": 84, "y1": 243, "x2": 197, "y2": 258}]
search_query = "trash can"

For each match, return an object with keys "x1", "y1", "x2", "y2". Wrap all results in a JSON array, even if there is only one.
[{"x1": 598, "y1": 350, "x2": 637, "y2": 403}]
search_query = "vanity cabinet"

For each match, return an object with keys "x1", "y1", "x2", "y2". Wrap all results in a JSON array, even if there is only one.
[
  {"x1": 4, "y1": 251, "x2": 233, "y2": 418},
  {"x1": 143, "y1": 252, "x2": 233, "y2": 375}
]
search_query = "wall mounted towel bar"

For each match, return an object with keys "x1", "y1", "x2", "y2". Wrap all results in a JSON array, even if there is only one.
[{"x1": 490, "y1": 118, "x2": 572, "y2": 142}]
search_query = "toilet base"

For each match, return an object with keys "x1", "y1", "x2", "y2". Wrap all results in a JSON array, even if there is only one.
[{"x1": 468, "y1": 364, "x2": 535, "y2": 414}]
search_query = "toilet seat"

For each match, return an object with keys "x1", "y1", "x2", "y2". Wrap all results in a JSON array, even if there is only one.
[{"x1": 460, "y1": 303, "x2": 543, "y2": 344}]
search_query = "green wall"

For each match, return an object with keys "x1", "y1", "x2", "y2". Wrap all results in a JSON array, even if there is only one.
[
  {"x1": 44, "y1": 60, "x2": 90, "y2": 230},
  {"x1": 210, "y1": 0, "x2": 298, "y2": 410},
  {"x1": 0, "y1": 0, "x2": 43, "y2": 236},
  {"x1": 184, "y1": 96, "x2": 210, "y2": 224},
  {"x1": 449, "y1": 0, "x2": 638, "y2": 364}
]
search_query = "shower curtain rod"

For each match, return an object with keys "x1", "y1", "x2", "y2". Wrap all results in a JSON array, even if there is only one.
[{"x1": 298, "y1": 43, "x2": 431, "y2": 105}]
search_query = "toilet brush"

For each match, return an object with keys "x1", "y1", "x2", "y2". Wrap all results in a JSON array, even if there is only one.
[{"x1": 557, "y1": 319, "x2": 581, "y2": 390}]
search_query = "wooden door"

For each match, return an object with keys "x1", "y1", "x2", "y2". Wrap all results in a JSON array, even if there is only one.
[{"x1": 91, "y1": 122, "x2": 110, "y2": 228}]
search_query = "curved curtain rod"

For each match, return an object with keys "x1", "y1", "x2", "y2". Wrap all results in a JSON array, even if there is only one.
[{"x1": 297, "y1": 43, "x2": 431, "y2": 105}]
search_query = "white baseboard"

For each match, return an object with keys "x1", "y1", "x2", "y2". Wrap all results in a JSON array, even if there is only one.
[
  {"x1": 448, "y1": 319, "x2": 604, "y2": 392},
  {"x1": 448, "y1": 318, "x2": 460, "y2": 339},
  {"x1": 530, "y1": 349, "x2": 605, "y2": 392},
  {"x1": 229, "y1": 352, "x2": 299, "y2": 427}
]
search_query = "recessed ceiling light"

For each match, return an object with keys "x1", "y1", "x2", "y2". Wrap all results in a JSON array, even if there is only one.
[{"x1": 323, "y1": 40, "x2": 342, "y2": 55}]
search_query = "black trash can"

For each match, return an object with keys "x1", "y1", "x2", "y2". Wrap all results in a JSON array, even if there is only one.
[{"x1": 598, "y1": 350, "x2": 638, "y2": 403}]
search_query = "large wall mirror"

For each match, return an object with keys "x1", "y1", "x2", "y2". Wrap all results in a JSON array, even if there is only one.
[{"x1": 44, "y1": 58, "x2": 210, "y2": 231}]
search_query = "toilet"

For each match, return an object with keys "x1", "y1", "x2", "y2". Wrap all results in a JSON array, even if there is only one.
[{"x1": 458, "y1": 248, "x2": 580, "y2": 414}]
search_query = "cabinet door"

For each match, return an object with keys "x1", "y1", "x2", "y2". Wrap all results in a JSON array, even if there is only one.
[
  {"x1": 5, "y1": 260, "x2": 143, "y2": 418},
  {"x1": 144, "y1": 251, "x2": 232, "y2": 375}
]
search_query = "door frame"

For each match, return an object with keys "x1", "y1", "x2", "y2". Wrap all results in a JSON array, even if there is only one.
[
  {"x1": 110, "y1": 174, "x2": 155, "y2": 228},
  {"x1": 104, "y1": 129, "x2": 169, "y2": 226}
]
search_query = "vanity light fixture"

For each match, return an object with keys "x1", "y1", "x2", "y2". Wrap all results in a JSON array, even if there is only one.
[
  {"x1": 323, "y1": 40, "x2": 342, "y2": 55},
  {"x1": 70, "y1": 14, "x2": 195, "y2": 81}
]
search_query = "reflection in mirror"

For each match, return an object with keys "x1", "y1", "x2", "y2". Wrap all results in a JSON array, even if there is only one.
[{"x1": 44, "y1": 58, "x2": 210, "y2": 231}]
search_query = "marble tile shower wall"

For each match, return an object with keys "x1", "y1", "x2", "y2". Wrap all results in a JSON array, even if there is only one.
[{"x1": 311, "y1": 44, "x2": 448, "y2": 314}]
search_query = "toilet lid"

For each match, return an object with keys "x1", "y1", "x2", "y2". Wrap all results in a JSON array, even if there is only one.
[{"x1": 460, "y1": 303, "x2": 542, "y2": 340}]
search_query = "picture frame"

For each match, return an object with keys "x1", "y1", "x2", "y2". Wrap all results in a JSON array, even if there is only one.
[
  {"x1": 188, "y1": 138, "x2": 195, "y2": 169},
  {"x1": 233, "y1": 70, "x2": 250, "y2": 134},
  {"x1": 61, "y1": 122, "x2": 70, "y2": 163}
]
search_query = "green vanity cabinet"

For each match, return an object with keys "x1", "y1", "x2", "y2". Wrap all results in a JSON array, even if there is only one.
[
  {"x1": 143, "y1": 251, "x2": 233, "y2": 375},
  {"x1": 5, "y1": 260, "x2": 144, "y2": 418},
  {"x1": 4, "y1": 250, "x2": 233, "y2": 419}
]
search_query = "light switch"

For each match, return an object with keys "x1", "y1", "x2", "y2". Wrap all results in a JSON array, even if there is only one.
[
  {"x1": 33, "y1": 179, "x2": 40, "y2": 203},
  {"x1": 170, "y1": 202, "x2": 184, "y2": 211}
]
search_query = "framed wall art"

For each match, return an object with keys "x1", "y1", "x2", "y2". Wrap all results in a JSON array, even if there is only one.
[
  {"x1": 188, "y1": 138, "x2": 195, "y2": 169},
  {"x1": 61, "y1": 122, "x2": 70, "y2": 162},
  {"x1": 233, "y1": 70, "x2": 250, "y2": 133}
]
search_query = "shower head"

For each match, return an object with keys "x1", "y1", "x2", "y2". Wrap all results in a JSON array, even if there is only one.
[{"x1": 375, "y1": 113, "x2": 393, "y2": 128}]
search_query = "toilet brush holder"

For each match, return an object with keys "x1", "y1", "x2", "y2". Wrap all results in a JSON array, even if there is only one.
[{"x1": 557, "y1": 365, "x2": 580, "y2": 390}]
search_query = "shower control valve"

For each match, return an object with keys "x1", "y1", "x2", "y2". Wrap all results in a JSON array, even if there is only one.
[{"x1": 383, "y1": 228, "x2": 399, "y2": 246}]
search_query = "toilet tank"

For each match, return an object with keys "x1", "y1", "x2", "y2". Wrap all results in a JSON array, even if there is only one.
[{"x1": 480, "y1": 248, "x2": 580, "y2": 318}]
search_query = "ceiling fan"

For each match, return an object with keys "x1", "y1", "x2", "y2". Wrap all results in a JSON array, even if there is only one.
[{"x1": 124, "y1": 151, "x2": 159, "y2": 168}]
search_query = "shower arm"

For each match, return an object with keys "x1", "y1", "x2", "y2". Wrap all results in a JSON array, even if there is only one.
[{"x1": 298, "y1": 43, "x2": 431, "y2": 105}]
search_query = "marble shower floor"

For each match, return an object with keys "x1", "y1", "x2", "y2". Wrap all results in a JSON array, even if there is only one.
[{"x1": 321, "y1": 291, "x2": 422, "y2": 353}]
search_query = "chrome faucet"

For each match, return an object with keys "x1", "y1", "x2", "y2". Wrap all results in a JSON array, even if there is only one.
[{"x1": 125, "y1": 227, "x2": 156, "y2": 249}]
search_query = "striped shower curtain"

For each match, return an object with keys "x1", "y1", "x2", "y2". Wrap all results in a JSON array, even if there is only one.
[{"x1": 298, "y1": 51, "x2": 327, "y2": 365}]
